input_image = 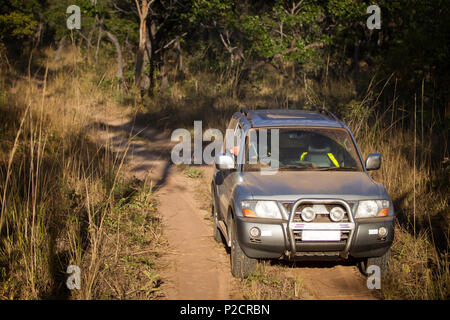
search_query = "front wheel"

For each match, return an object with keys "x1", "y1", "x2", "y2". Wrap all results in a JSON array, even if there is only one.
[
  {"x1": 230, "y1": 217, "x2": 257, "y2": 278},
  {"x1": 359, "y1": 248, "x2": 391, "y2": 277}
]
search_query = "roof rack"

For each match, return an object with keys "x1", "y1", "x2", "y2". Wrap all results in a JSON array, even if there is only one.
[
  {"x1": 240, "y1": 107, "x2": 249, "y2": 116},
  {"x1": 317, "y1": 108, "x2": 340, "y2": 123}
]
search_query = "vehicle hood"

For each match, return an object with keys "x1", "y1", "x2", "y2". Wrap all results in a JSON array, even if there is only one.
[{"x1": 239, "y1": 171, "x2": 382, "y2": 201}]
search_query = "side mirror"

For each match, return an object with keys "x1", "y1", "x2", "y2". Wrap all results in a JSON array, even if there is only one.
[
  {"x1": 215, "y1": 153, "x2": 235, "y2": 170},
  {"x1": 365, "y1": 153, "x2": 381, "y2": 171}
]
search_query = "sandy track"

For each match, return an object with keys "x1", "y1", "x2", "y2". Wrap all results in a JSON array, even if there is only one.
[
  {"x1": 284, "y1": 263, "x2": 378, "y2": 299},
  {"x1": 93, "y1": 112, "x2": 378, "y2": 300},
  {"x1": 157, "y1": 167, "x2": 242, "y2": 299}
]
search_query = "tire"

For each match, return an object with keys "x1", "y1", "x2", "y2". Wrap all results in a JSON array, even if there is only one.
[
  {"x1": 212, "y1": 200, "x2": 222, "y2": 243},
  {"x1": 360, "y1": 248, "x2": 391, "y2": 277},
  {"x1": 230, "y1": 217, "x2": 257, "y2": 278}
]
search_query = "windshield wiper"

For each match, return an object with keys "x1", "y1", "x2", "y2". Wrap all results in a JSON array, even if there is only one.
[
  {"x1": 279, "y1": 165, "x2": 313, "y2": 171},
  {"x1": 278, "y1": 165, "x2": 358, "y2": 171},
  {"x1": 314, "y1": 166, "x2": 358, "y2": 171}
]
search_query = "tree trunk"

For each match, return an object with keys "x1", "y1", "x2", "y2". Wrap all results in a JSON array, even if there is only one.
[
  {"x1": 175, "y1": 39, "x2": 183, "y2": 75},
  {"x1": 353, "y1": 41, "x2": 360, "y2": 84},
  {"x1": 104, "y1": 30, "x2": 124, "y2": 82},
  {"x1": 95, "y1": 26, "x2": 102, "y2": 63},
  {"x1": 55, "y1": 36, "x2": 67, "y2": 61},
  {"x1": 145, "y1": 20, "x2": 155, "y2": 95},
  {"x1": 86, "y1": 23, "x2": 96, "y2": 64},
  {"x1": 160, "y1": 60, "x2": 169, "y2": 92},
  {"x1": 134, "y1": 0, "x2": 152, "y2": 88},
  {"x1": 135, "y1": 20, "x2": 146, "y2": 87}
]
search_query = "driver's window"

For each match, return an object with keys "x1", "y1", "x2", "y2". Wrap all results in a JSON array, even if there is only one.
[
  {"x1": 224, "y1": 118, "x2": 237, "y2": 154},
  {"x1": 229, "y1": 123, "x2": 242, "y2": 157}
]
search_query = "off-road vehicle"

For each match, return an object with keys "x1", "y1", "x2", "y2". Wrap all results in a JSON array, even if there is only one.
[{"x1": 211, "y1": 108, "x2": 394, "y2": 278}]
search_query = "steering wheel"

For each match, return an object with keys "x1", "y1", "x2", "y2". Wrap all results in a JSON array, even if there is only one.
[{"x1": 293, "y1": 160, "x2": 317, "y2": 168}]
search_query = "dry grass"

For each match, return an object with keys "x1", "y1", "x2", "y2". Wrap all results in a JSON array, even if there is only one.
[
  {"x1": 382, "y1": 226, "x2": 449, "y2": 299},
  {"x1": 239, "y1": 262, "x2": 309, "y2": 300},
  {"x1": 336, "y1": 78, "x2": 449, "y2": 299},
  {"x1": 0, "y1": 47, "x2": 164, "y2": 299},
  {"x1": 74, "y1": 178, "x2": 167, "y2": 300},
  {"x1": 355, "y1": 124, "x2": 449, "y2": 299}
]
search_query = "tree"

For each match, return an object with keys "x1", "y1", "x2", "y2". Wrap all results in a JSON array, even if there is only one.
[
  {"x1": 0, "y1": 0, "x2": 44, "y2": 58},
  {"x1": 134, "y1": 0, "x2": 154, "y2": 88}
]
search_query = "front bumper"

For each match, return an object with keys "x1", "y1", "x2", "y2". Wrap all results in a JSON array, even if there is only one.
[{"x1": 236, "y1": 199, "x2": 394, "y2": 260}]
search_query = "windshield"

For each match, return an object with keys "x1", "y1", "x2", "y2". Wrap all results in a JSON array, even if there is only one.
[{"x1": 243, "y1": 127, "x2": 363, "y2": 171}]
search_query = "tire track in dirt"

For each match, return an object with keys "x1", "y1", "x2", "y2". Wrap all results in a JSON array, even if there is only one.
[
  {"x1": 283, "y1": 263, "x2": 379, "y2": 299},
  {"x1": 156, "y1": 167, "x2": 242, "y2": 299},
  {"x1": 93, "y1": 112, "x2": 379, "y2": 300}
]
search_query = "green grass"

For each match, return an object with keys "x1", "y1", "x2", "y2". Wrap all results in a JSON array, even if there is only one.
[{"x1": 182, "y1": 166, "x2": 204, "y2": 179}]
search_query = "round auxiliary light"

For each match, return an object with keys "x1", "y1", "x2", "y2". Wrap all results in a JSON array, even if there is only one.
[
  {"x1": 249, "y1": 227, "x2": 261, "y2": 238},
  {"x1": 378, "y1": 227, "x2": 388, "y2": 237},
  {"x1": 329, "y1": 206, "x2": 345, "y2": 222},
  {"x1": 301, "y1": 207, "x2": 316, "y2": 222}
]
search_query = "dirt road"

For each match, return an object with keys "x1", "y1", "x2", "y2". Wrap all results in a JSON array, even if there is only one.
[
  {"x1": 156, "y1": 166, "x2": 243, "y2": 299},
  {"x1": 93, "y1": 111, "x2": 378, "y2": 300}
]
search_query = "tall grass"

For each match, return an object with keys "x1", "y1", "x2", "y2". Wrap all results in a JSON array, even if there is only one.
[
  {"x1": 348, "y1": 94, "x2": 449, "y2": 299},
  {"x1": 0, "y1": 46, "x2": 163, "y2": 299}
]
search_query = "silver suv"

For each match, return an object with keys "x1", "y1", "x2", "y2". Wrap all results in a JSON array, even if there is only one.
[{"x1": 211, "y1": 109, "x2": 394, "y2": 278}]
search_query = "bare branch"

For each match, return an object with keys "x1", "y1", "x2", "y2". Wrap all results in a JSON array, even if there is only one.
[
  {"x1": 134, "y1": 0, "x2": 142, "y2": 17},
  {"x1": 111, "y1": 2, "x2": 128, "y2": 14},
  {"x1": 219, "y1": 32, "x2": 236, "y2": 53},
  {"x1": 291, "y1": 0, "x2": 304, "y2": 15},
  {"x1": 154, "y1": 32, "x2": 188, "y2": 54},
  {"x1": 76, "y1": 30, "x2": 92, "y2": 48}
]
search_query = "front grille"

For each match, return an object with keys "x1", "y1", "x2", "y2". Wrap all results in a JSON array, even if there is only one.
[{"x1": 286, "y1": 199, "x2": 356, "y2": 257}]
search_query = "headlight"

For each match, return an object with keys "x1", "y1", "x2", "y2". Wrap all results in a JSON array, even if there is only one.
[
  {"x1": 329, "y1": 206, "x2": 345, "y2": 222},
  {"x1": 241, "y1": 201, "x2": 282, "y2": 219},
  {"x1": 355, "y1": 200, "x2": 390, "y2": 218},
  {"x1": 300, "y1": 207, "x2": 316, "y2": 222}
]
